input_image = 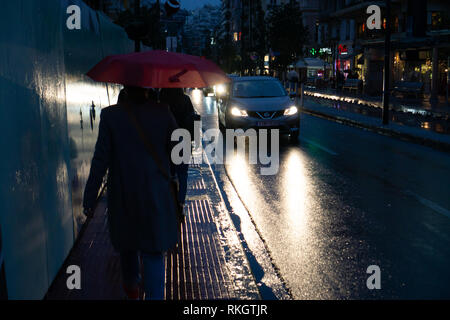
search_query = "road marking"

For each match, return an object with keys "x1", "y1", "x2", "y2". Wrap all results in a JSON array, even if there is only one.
[
  {"x1": 302, "y1": 138, "x2": 338, "y2": 156},
  {"x1": 405, "y1": 190, "x2": 450, "y2": 219}
]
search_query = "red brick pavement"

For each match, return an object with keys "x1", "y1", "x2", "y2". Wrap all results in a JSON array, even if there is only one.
[{"x1": 45, "y1": 194, "x2": 235, "y2": 300}]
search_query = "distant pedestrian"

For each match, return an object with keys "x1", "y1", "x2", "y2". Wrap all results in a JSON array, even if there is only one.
[
  {"x1": 83, "y1": 86, "x2": 179, "y2": 300},
  {"x1": 159, "y1": 88, "x2": 196, "y2": 207},
  {"x1": 337, "y1": 71, "x2": 345, "y2": 91},
  {"x1": 287, "y1": 68, "x2": 299, "y2": 93}
]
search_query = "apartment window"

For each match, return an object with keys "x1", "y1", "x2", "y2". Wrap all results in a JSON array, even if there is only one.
[
  {"x1": 331, "y1": 25, "x2": 338, "y2": 39},
  {"x1": 340, "y1": 20, "x2": 347, "y2": 41},
  {"x1": 431, "y1": 12, "x2": 450, "y2": 30},
  {"x1": 317, "y1": 25, "x2": 323, "y2": 44},
  {"x1": 358, "y1": 22, "x2": 365, "y2": 38},
  {"x1": 349, "y1": 19, "x2": 355, "y2": 40}
]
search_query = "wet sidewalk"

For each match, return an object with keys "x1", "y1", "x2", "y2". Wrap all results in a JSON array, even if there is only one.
[
  {"x1": 300, "y1": 98, "x2": 450, "y2": 152},
  {"x1": 291, "y1": 87, "x2": 450, "y2": 136},
  {"x1": 45, "y1": 159, "x2": 260, "y2": 300},
  {"x1": 303, "y1": 87, "x2": 450, "y2": 116}
]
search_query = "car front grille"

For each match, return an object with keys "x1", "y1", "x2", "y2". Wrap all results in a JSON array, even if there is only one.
[{"x1": 247, "y1": 110, "x2": 285, "y2": 119}]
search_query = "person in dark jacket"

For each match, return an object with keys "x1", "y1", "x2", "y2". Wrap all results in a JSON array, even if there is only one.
[
  {"x1": 159, "y1": 88, "x2": 196, "y2": 207},
  {"x1": 337, "y1": 71, "x2": 345, "y2": 91},
  {"x1": 83, "y1": 86, "x2": 179, "y2": 300}
]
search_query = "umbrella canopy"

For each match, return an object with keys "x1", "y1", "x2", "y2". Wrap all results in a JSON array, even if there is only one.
[{"x1": 86, "y1": 50, "x2": 230, "y2": 88}]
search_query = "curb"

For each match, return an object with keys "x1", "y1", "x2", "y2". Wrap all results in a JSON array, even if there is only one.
[
  {"x1": 300, "y1": 106, "x2": 450, "y2": 153},
  {"x1": 210, "y1": 161, "x2": 293, "y2": 300}
]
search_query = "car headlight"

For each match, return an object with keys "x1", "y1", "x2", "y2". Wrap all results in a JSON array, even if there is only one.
[
  {"x1": 284, "y1": 106, "x2": 298, "y2": 116},
  {"x1": 215, "y1": 84, "x2": 226, "y2": 95},
  {"x1": 230, "y1": 107, "x2": 248, "y2": 117}
]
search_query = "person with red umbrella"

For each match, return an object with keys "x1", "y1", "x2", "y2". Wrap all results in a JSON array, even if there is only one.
[
  {"x1": 83, "y1": 85, "x2": 179, "y2": 300},
  {"x1": 83, "y1": 50, "x2": 229, "y2": 300}
]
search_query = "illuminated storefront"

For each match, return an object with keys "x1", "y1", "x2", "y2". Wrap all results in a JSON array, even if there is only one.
[{"x1": 336, "y1": 42, "x2": 353, "y2": 76}]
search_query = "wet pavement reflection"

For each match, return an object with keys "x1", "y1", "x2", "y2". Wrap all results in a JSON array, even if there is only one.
[
  {"x1": 190, "y1": 90, "x2": 450, "y2": 299},
  {"x1": 306, "y1": 95, "x2": 450, "y2": 134}
]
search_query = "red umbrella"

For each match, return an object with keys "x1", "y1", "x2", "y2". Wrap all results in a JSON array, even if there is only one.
[{"x1": 86, "y1": 50, "x2": 230, "y2": 88}]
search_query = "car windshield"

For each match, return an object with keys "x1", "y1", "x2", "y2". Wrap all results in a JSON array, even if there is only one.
[{"x1": 232, "y1": 80, "x2": 287, "y2": 98}]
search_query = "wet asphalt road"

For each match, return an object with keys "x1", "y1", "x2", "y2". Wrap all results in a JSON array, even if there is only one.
[{"x1": 193, "y1": 92, "x2": 450, "y2": 299}]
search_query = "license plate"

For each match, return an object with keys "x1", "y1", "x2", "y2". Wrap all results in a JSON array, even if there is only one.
[{"x1": 257, "y1": 121, "x2": 277, "y2": 127}]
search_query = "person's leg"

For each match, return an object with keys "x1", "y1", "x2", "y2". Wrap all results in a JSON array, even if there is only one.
[
  {"x1": 176, "y1": 163, "x2": 189, "y2": 205},
  {"x1": 120, "y1": 251, "x2": 141, "y2": 299},
  {"x1": 141, "y1": 252, "x2": 166, "y2": 300}
]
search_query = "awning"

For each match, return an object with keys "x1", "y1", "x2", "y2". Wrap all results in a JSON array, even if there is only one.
[
  {"x1": 295, "y1": 60, "x2": 307, "y2": 68},
  {"x1": 295, "y1": 58, "x2": 331, "y2": 68}
]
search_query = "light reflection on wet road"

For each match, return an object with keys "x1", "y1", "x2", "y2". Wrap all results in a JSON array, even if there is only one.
[{"x1": 191, "y1": 91, "x2": 450, "y2": 299}]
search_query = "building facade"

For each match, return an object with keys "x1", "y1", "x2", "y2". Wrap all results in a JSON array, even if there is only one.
[
  {"x1": 182, "y1": 5, "x2": 221, "y2": 56},
  {"x1": 317, "y1": 0, "x2": 450, "y2": 96},
  {"x1": 219, "y1": 0, "x2": 319, "y2": 74},
  {"x1": 264, "y1": 0, "x2": 320, "y2": 46}
]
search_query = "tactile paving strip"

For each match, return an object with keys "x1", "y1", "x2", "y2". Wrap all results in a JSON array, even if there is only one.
[{"x1": 165, "y1": 199, "x2": 233, "y2": 300}]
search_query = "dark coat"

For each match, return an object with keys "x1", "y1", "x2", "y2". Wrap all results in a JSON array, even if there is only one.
[
  {"x1": 160, "y1": 90, "x2": 195, "y2": 138},
  {"x1": 83, "y1": 102, "x2": 179, "y2": 253}
]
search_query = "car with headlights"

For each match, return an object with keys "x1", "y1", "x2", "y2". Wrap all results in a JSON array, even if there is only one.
[{"x1": 217, "y1": 76, "x2": 299, "y2": 142}]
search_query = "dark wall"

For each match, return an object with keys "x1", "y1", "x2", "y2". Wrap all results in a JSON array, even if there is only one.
[{"x1": 0, "y1": 0, "x2": 133, "y2": 299}]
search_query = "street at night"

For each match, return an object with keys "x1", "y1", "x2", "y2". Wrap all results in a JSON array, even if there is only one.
[
  {"x1": 1, "y1": 0, "x2": 450, "y2": 312},
  {"x1": 194, "y1": 91, "x2": 450, "y2": 299}
]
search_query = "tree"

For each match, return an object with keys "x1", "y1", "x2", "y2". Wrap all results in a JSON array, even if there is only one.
[
  {"x1": 114, "y1": 1, "x2": 164, "y2": 50},
  {"x1": 266, "y1": 2, "x2": 308, "y2": 74}
]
